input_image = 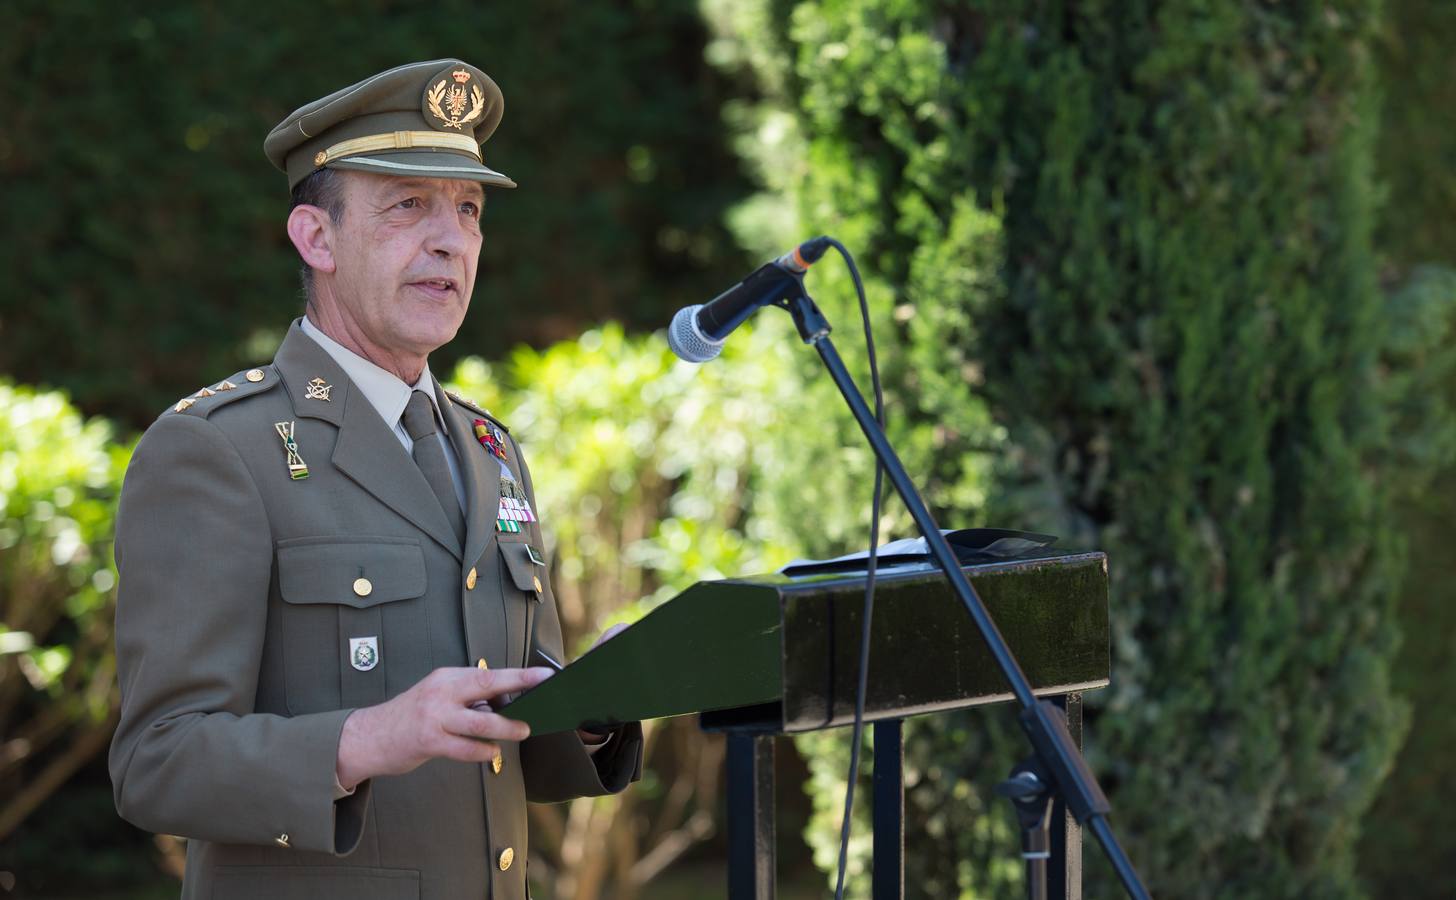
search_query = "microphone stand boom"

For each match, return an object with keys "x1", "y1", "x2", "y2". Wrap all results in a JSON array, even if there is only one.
[{"x1": 773, "y1": 282, "x2": 1151, "y2": 900}]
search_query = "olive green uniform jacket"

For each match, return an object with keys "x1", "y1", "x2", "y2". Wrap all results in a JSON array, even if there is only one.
[{"x1": 109, "y1": 321, "x2": 642, "y2": 900}]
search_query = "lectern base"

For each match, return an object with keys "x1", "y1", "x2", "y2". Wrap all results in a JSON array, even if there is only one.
[{"x1": 715, "y1": 694, "x2": 1085, "y2": 900}]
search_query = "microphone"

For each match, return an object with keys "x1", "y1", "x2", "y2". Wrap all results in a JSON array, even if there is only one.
[{"x1": 669, "y1": 236, "x2": 832, "y2": 362}]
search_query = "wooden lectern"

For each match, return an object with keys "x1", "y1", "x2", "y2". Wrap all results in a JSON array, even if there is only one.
[{"x1": 502, "y1": 549, "x2": 1110, "y2": 899}]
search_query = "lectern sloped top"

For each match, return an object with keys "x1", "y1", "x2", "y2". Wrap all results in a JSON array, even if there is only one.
[{"x1": 499, "y1": 550, "x2": 1110, "y2": 736}]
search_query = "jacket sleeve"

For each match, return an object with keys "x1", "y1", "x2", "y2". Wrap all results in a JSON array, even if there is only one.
[
  {"x1": 510, "y1": 439, "x2": 643, "y2": 802},
  {"x1": 108, "y1": 412, "x2": 370, "y2": 854}
]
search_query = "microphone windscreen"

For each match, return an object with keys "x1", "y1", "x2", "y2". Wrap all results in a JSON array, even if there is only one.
[{"x1": 667, "y1": 305, "x2": 726, "y2": 363}]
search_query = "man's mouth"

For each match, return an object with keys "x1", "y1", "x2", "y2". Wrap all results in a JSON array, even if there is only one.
[{"x1": 409, "y1": 278, "x2": 458, "y2": 298}]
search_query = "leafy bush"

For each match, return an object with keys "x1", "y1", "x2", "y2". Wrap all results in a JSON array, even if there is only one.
[{"x1": 0, "y1": 381, "x2": 129, "y2": 841}]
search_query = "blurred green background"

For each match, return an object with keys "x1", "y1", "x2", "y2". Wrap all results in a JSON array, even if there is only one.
[{"x1": 3, "y1": 1, "x2": 1455, "y2": 898}]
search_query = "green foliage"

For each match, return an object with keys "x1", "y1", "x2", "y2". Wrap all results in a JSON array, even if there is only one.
[
  {"x1": 0, "y1": 381, "x2": 130, "y2": 842},
  {"x1": 712, "y1": 1, "x2": 1453, "y2": 897},
  {"x1": 1360, "y1": 4, "x2": 1456, "y2": 891},
  {"x1": 1357, "y1": 264, "x2": 1456, "y2": 898},
  {"x1": 1375, "y1": 2, "x2": 1456, "y2": 268},
  {"x1": 0, "y1": 0, "x2": 751, "y2": 428}
]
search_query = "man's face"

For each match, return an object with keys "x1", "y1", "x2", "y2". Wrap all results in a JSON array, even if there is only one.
[{"x1": 325, "y1": 171, "x2": 485, "y2": 359}]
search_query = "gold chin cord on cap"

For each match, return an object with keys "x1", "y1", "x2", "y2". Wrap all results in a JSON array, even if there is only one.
[{"x1": 311, "y1": 130, "x2": 481, "y2": 168}]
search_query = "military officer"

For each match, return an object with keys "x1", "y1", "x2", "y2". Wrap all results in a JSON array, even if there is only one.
[{"x1": 108, "y1": 60, "x2": 642, "y2": 900}]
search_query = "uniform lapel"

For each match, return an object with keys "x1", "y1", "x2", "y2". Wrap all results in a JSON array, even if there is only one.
[
  {"x1": 435, "y1": 379, "x2": 501, "y2": 568},
  {"x1": 274, "y1": 321, "x2": 464, "y2": 560}
]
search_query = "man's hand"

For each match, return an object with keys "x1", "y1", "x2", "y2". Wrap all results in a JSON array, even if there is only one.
[
  {"x1": 577, "y1": 623, "x2": 629, "y2": 745},
  {"x1": 336, "y1": 666, "x2": 553, "y2": 791}
]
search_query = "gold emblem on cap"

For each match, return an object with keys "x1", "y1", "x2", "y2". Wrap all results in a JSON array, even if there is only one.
[
  {"x1": 246, "y1": 368, "x2": 265, "y2": 383},
  {"x1": 314, "y1": 150, "x2": 327, "y2": 167},
  {"x1": 305, "y1": 377, "x2": 332, "y2": 402},
  {"x1": 426, "y1": 75, "x2": 485, "y2": 131}
]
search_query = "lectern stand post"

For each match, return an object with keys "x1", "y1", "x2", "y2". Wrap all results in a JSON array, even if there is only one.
[
  {"x1": 727, "y1": 734, "x2": 777, "y2": 900},
  {"x1": 716, "y1": 694, "x2": 1085, "y2": 900},
  {"x1": 872, "y1": 718, "x2": 904, "y2": 899}
]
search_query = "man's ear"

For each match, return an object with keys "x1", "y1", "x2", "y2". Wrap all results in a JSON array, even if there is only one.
[{"x1": 286, "y1": 204, "x2": 338, "y2": 275}]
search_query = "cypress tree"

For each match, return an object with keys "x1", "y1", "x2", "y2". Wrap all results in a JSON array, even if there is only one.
[{"x1": 710, "y1": 0, "x2": 1452, "y2": 895}]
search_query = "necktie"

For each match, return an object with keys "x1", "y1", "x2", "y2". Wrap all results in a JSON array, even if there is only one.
[{"x1": 402, "y1": 390, "x2": 466, "y2": 545}]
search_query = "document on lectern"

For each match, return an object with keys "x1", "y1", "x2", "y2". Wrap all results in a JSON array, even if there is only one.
[{"x1": 779, "y1": 527, "x2": 1057, "y2": 577}]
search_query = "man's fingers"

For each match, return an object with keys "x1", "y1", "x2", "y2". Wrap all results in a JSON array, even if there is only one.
[
  {"x1": 446, "y1": 707, "x2": 531, "y2": 743},
  {"x1": 436, "y1": 734, "x2": 501, "y2": 765},
  {"x1": 468, "y1": 665, "x2": 554, "y2": 699},
  {"x1": 589, "y1": 622, "x2": 629, "y2": 651}
]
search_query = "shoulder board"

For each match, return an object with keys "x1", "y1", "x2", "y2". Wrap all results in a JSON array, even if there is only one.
[
  {"x1": 446, "y1": 391, "x2": 509, "y2": 433},
  {"x1": 165, "y1": 366, "x2": 278, "y2": 419}
]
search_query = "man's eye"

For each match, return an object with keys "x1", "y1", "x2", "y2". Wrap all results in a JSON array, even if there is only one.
[
  {"x1": 396, "y1": 197, "x2": 419, "y2": 210},
  {"x1": 460, "y1": 201, "x2": 481, "y2": 218}
]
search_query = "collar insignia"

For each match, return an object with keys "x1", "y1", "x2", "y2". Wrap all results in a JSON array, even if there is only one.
[{"x1": 305, "y1": 377, "x2": 332, "y2": 402}]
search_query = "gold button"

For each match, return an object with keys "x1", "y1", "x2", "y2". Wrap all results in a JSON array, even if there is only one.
[
  {"x1": 246, "y1": 368, "x2": 265, "y2": 383},
  {"x1": 491, "y1": 755, "x2": 503, "y2": 775},
  {"x1": 466, "y1": 567, "x2": 478, "y2": 590},
  {"x1": 353, "y1": 578, "x2": 372, "y2": 597},
  {"x1": 275, "y1": 833, "x2": 290, "y2": 848},
  {"x1": 498, "y1": 847, "x2": 514, "y2": 871},
  {"x1": 314, "y1": 150, "x2": 327, "y2": 166},
  {"x1": 476, "y1": 658, "x2": 488, "y2": 670},
  {"x1": 532, "y1": 575, "x2": 543, "y2": 594}
]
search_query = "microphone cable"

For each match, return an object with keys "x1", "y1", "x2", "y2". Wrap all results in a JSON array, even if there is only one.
[{"x1": 824, "y1": 237, "x2": 885, "y2": 900}]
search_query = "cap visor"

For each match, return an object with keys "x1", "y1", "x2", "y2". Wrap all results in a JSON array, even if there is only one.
[{"x1": 327, "y1": 150, "x2": 516, "y2": 188}]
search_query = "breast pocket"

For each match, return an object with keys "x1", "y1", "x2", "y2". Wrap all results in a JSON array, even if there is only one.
[
  {"x1": 496, "y1": 538, "x2": 545, "y2": 669},
  {"x1": 276, "y1": 536, "x2": 429, "y2": 714}
]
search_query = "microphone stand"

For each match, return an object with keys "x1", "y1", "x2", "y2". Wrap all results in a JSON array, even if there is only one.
[{"x1": 773, "y1": 284, "x2": 1151, "y2": 900}]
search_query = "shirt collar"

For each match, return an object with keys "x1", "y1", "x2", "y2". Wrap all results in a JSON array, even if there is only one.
[{"x1": 300, "y1": 315, "x2": 444, "y2": 432}]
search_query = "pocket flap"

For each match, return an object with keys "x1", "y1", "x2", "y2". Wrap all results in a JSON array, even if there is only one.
[
  {"x1": 277, "y1": 537, "x2": 427, "y2": 608},
  {"x1": 499, "y1": 541, "x2": 544, "y2": 595}
]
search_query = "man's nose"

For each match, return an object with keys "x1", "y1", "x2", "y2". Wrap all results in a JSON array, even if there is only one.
[{"x1": 426, "y1": 205, "x2": 472, "y2": 258}]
